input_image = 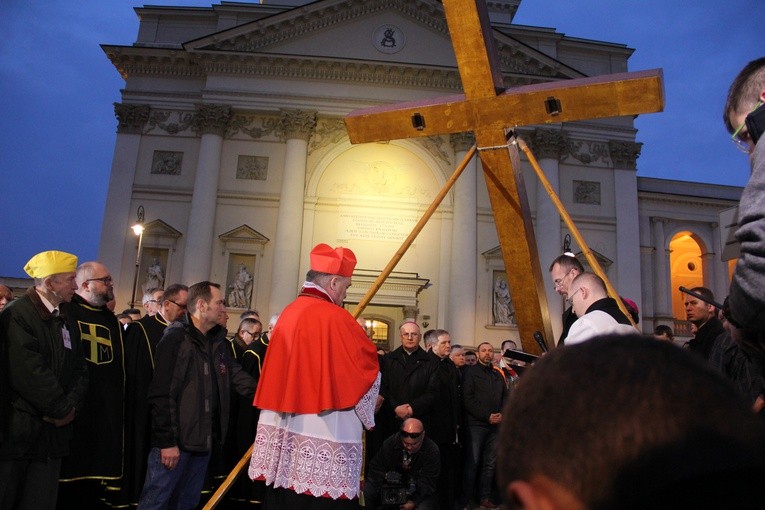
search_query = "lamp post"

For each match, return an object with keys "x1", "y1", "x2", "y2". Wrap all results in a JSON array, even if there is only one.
[{"x1": 130, "y1": 205, "x2": 145, "y2": 308}]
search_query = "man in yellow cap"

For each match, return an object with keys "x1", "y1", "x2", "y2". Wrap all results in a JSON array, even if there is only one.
[
  {"x1": 0, "y1": 250, "x2": 88, "y2": 510},
  {"x1": 248, "y1": 243, "x2": 380, "y2": 509}
]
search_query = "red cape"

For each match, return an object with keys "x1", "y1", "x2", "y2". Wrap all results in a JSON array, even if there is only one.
[{"x1": 253, "y1": 290, "x2": 379, "y2": 414}]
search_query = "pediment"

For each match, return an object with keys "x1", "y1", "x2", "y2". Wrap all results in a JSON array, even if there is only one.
[
  {"x1": 143, "y1": 219, "x2": 182, "y2": 239},
  {"x1": 182, "y1": 0, "x2": 580, "y2": 83},
  {"x1": 219, "y1": 224, "x2": 270, "y2": 244}
]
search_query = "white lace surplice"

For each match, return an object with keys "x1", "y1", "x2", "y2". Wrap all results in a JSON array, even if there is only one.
[{"x1": 249, "y1": 373, "x2": 380, "y2": 500}]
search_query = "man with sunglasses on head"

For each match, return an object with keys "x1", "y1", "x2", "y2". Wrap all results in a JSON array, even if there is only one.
[
  {"x1": 363, "y1": 418, "x2": 440, "y2": 510},
  {"x1": 548, "y1": 254, "x2": 584, "y2": 346},
  {"x1": 725, "y1": 58, "x2": 765, "y2": 354},
  {"x1": 58, "y1": 261, "x2": 126, "y2": 508},
  {"x1": 117, "y1": 283, "x2": 188, "y2": 506}
]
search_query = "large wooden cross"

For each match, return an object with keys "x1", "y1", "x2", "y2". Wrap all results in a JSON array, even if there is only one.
[{"x1": 345, "y1": 0, "x2": 664, "y2": 351}]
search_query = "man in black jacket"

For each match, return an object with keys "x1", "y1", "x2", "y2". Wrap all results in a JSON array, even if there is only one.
[
  {"x1": 363, "y1": 418, "x2": 440, "y2": 510},
  {"x1": 462, "y1": 342, "x2": 508, "y2": 509},
  {"x1": 424, "y1": 329, "x2": 462, "y2": 510},
  {"x1": 138, "y1": 281, "x2": 256, "y2": 510},
  {"x1": 684, "y1": 286, "x2": 725, "y2": 361},
  {"x1": 378, "y1": 321, "x2": 438, "y2": 442},
  {"x1": 0, "y1": 250, "x2": 86, "y2": 510}
]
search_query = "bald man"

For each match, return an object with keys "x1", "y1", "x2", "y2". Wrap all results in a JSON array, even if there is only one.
[{"x1": 565, "y1": 273, "x2": 634, "y2": 345}]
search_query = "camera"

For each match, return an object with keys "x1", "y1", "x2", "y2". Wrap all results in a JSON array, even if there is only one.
[{"x1": 380, "y1": 471, "x2": 415, "y2": 505}]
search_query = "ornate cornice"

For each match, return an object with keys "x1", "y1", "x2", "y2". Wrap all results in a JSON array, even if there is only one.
[
  {"x1": 193, "y1": 104, "x2": 233, "y2": 136},
  {"x1": 114, "y1": 103, "x2": 150, "y2": 134},
  {"x1": 609, "y1": 140, "x2": 642, "y2": 170},
  {"x1": 278, "y1": 109, "x2": 317, "y2": 141}
]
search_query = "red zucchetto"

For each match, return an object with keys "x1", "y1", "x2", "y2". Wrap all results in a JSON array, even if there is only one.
[{"x1": 309, "y1": 243, "x2": 357, "y2": 277}]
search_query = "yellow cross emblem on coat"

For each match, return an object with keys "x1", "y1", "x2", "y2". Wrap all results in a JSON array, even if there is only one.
[{"x1": 79, "y1": 321, "x2": 113, "y2": 365}]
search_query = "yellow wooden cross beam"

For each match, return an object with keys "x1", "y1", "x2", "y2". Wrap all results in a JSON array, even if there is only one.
[{"x1": 345, "y1": 0, "x2": 664, "y2": 352}]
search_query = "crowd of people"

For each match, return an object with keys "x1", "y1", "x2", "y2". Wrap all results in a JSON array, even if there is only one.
[{"x1": 2, "y1": 57, "x2": 765, "y2": 510}]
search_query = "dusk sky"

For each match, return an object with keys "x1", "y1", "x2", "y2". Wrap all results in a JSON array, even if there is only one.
[{"x1": 0, "y1": 0, "x2": 759, "y2": 278}]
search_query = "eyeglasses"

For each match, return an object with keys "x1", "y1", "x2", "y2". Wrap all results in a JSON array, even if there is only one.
[
  {"x1": 731, "y1": 101, "x2": 763, "y2": 153},
  {"x1": 400, "y1": 430, "x2": 423, "y2": 439},
  {"x1": 553, "y1": 269, "x2": 574, "y2": 289},
  {"x1": 86, "y1": 276, "x2": 113, "y2": 285},
  {"x1": 168, "y1": 300, "x2": 186, "y2": 310},
  {"x1": 146, "y1": 299, "x2": 160, "y2": 304},
  {"x1": 402, "y1": 332, "x2": 420, "y2": 338},
  {"x1": 241, "y1": 330, "x2": 261, "y2": 338}
]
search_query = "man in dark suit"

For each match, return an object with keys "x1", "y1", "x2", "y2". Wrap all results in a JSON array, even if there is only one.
[
  {"x1": 462, "y1": 342, "x2": 508, "y2": 509},
  {"x1": 379, "y1": 321, "x2": 438, "y2": 448}
]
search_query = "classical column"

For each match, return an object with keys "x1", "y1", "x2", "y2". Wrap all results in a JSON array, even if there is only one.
[
  {"x1": 268, "y1": 109, "x2": 317, "y2": 316},
  {"x1": 651, "y1": 217, "x2": 671, "y2": 319},
  {"x1": 181, "y1": 104, "x2": 232, "y2": 284},
  {"x1": 447, "y1": 132, "x2": 478, "y2": 343},
  {"x1": 100, "y1": 103, "x2": 150, "y2": 291},
  {"x1": 530, "y1": 128, "x2": 566, "y2": 340},
  {"x1": 610, "y1": 140, "x2": 644, "y2": 324}
]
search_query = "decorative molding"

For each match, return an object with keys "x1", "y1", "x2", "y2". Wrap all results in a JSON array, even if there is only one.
[
  {"x1": 609, "y1": 140, "x2": 642, "y2": 170},
  {"x1": 278, "y1": 108, "x2": 317, "y2": 141},
  {"x1": 309, "y1": 118, "x2": 348, "y2": 154},
  {"x1": 562, "y1": 139, "x2": 610, "y2": 165},
  {"x1": 151, "y1": 151, "x2": 183, "y2": 175},
  {"x1": 114, "y1": 103, "x2": 150, "y2": 134},
  {"x1": 228, "y1": 114, "x2": 280, "y2": 140},
  {"x1": 236, "y1": 155, "x2": 269, "y2": 180},
  {"x1": 573, "y1": 180, "x2": 601, "y2": 205},
  {"x1": 192, "y1": 103, "x2": 233, "y2": 136},
  {"x1": 146, "y1": 110, "x2": 195, "y2": 135},
  {"x1": 529, "y1": 128, "x2": 567, "y2": 160}
]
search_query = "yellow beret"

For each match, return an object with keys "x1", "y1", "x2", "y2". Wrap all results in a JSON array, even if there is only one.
[{"x1": 24, "y1": 250, "x2": 78, "y2": 278}]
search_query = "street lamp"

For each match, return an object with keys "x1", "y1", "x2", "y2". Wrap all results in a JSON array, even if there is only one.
[{"x1": 130, "y1": 205, "x2": 145, "y2": 307}]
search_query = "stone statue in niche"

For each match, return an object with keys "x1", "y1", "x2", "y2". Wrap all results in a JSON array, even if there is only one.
[
  {"x1": 143, "y1": 258, "x2": 165, "y2": 294},
  {"x1": 493, "y1": 274, "x2": 515, "y2": 325},
  {"x1": 228, "y1": 264, "x2": 253, "y2": 308}
]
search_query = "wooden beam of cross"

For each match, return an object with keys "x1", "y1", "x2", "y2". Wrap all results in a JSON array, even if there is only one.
[{"x1": 344, "y1": 0, "x2": 664, "y2": 352}]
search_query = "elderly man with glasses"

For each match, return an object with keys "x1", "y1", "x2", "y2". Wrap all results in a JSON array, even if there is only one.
[{"x1": 363, "y1": 418, "x2": 440, "y2": 510}]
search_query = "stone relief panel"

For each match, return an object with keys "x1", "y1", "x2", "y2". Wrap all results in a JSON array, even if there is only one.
[
  {"x1": 236, "y1": 155, "x2": 269, "y2": 180},
  {"x1": 309, "y1": 118, "x2": 348, "y2": 154},
  {"x1": 145, "y1": 110, "x2": 195, "y2": 135},
  {"x1": 319, "y1": 152, "x2": 435, "y2": 201},
  {"x1": 573, "y1": 180, "x2": 601, "y2": 205},
  {"x1": 151, "y1": 151, "x2": 183, "y2": 175}
]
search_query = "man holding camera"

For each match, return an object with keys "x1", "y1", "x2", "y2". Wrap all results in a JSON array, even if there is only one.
[{"x1": 363, "y1": 418, "x2": 440, "y2": 510}]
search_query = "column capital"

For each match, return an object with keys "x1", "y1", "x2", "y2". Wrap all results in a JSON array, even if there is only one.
[
  {"x1": 609, "y1": 140, "x2": 642, "y2": 170},
  {"x1": 449, "y1": 132, "x2": 475, "y2": 153},
  {"x1": 114, "y1": 103, "x2": 150, "y2": 134},
  {"x1": 193, "y1": 103, "x2": 233, "y2": 136},
  {"x1": 529, "y1": 128, "x2": 567, "y2": 160},
  {"x1": 278, "y1": 108, "x2": 317, "y2": 141}
]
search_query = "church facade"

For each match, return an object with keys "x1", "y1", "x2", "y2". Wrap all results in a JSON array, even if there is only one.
[{"x1": 98, "y1": 0, "x2": 739, "y2": 351}]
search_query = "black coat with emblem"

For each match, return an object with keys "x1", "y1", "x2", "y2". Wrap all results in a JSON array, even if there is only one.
[{"x1": 59, "y1": 293, "x2": 125, "y2": 481}]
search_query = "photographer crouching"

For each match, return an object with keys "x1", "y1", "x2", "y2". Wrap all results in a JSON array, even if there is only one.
[{"x1": 363, "y1": 418, "x2": 440, "y2": 509}]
